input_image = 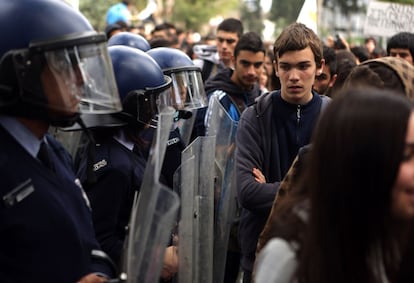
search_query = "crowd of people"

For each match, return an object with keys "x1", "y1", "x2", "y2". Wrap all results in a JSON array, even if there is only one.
[{"x1": 1, "y1": 0, "x2": 414, "y2": 282}]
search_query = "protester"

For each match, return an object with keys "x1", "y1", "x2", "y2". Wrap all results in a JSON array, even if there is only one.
[
  {"x1": 106, "y1": 0, "x2": 132, "y2": 26},
  {"x1": 193, "y1": 18, "x2": 244, "y2": 82},
  {"x1": 387, "y1": 32, "x2": 414, "y2": 65},
  {"x1": 255, "y1": 87, "x2": 414, "y2": 283},
  {"x1": 235, "y1": 22, "x2": 330, "y2": 283},
  {"x1": 257, "y1": 56, "x2": 414, "y2": 258},
  {"x1": 313, "y1": 45, "x2": 337, "y2": 96},
  {"x1": 344, "y1": 56, "x2": 414, "y2": 100},
  {"x1": 202, "y1": 31, "x2": 266, "y2": 282},
  {"x1": 263, "y1": 50, "x2": 281, "y2": 91}
]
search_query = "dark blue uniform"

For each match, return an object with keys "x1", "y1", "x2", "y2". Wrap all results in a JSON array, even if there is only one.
[
  {"x1": 0, "y1": 125, "x2": 112, "y2": 283},
  {"x1": 77, "y1": 136, "x2": 147, "y2": 264},
  {"x1": 141, "y1": 127, "x2": 186, "y2": 189}
]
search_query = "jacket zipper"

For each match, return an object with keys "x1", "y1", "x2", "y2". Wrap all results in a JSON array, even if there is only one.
[{"x1": 296, "y1": 105, "x2": 301, "y2": 144}]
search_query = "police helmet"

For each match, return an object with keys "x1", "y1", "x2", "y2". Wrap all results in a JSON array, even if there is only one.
[
  {"x1": 108, "y1": 32, "x2": 151, "y2": 52},
  {"x1": 0, "y1": 0, "x2": 121, "y2": 127},
  {"x1": 146, "y1": 47, "x2": 207, "y2": 110},
  {"x1": 109, "y1": 45, "x2": 172, "y2": 126}
]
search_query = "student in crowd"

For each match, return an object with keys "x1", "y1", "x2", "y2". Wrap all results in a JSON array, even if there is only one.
[
  {"x1": 257, "y1": 55, "x2": 414, "y2": 261},
  {"x1": 313, "y1": 45, "x2": 337, "y2": 96},
  {"x1": 199, "y1": 31, "x2": 266, "y2": 282},
  {"x1": 344, "y1": 56, "x2": 414, "y2": 100},
  {"x1": 387, "y1": 31, "x2": 414, "y2": 65},
  {"x1": 255, "y1": 87, "x2": 414, "y2": 283},
  {"x1": 328, "y1": 49, "x2": 358, "y2": 97},
  {"x1": 193, "y1": 18, "x2": 244, "y2": 82},
  {"x1": 106, "y1": 0, "x2": 133, "y2": 26},
  {"x1": 264, "y1": 50, "x2": 281, "y2": 91},
  {"x1": 192, "y1": 32, "x2": 265, "y2": 140},
  {"x1": 235, "y1": 22, "x2": 330, "y2": 283}
]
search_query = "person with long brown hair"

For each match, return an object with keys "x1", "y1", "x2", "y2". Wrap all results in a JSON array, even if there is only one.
[{"x1": 255, "y1": 88, "x2": 414, "y2": 283}]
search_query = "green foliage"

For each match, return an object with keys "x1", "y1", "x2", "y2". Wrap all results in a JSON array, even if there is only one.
[
  {"x1": 80, "y1": 0, "x2": 119, "y2": 31},
  {"x1": 79, "y1": 0, "x2": 240, "y2": 33},
  {"x1": 171, "y1": 0, "x2": 239, "y2": 31}
]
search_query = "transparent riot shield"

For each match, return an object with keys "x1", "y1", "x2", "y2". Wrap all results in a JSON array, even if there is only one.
[
  {"x1": 205, "y1": 95, "x2": 238, "y2": 283},
  {"x1": 175, "y1": 109, "x2": 196, "y2": 147},
  {"x1": 49, "y1": 127, "x2": 85, "y2": 158},
  {"x1": 173, "y1": 95, "x2": 238, "y2": 283},
  {"x1": 173, "y1": 135, "x2": 216, "y2": 283},
  {"x1": 124, "y1": 106, "x2": 181, "y2": 283}
]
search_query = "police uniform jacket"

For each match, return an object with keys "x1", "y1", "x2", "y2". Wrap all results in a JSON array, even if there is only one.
[
  {"x1": 0, "y1": 123, "x2": 112, "y2": 283},
  {"x1": 77, "y1": 135, "x2": 146, "y2": 264}
]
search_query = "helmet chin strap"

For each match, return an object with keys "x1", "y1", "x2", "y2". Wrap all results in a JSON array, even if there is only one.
[
  {"x1": 49, "y1": 113, "x2": 80, "y2": 128},
  {"x1": 75, "y1": 116, "x2": 97, "y2": 185}
]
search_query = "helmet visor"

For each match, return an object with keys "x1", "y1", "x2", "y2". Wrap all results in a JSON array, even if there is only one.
[
  {"x1": 122, "y1": 75, "x2": 172, "y2": 126},
  {"x1": 163, "y1": 67, "x2": 207, "y2": 110},
  {"x1": 41, "y1": 40, "x2": 121, "y2": 114}
]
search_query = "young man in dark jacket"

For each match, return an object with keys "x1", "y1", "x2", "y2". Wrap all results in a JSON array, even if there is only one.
[
  {"x1": 194, "y1": 31, "x2": 265, "y2": 140},
  {"x1": 235, "y1": 23, "x2": 330, "y2": 283}
]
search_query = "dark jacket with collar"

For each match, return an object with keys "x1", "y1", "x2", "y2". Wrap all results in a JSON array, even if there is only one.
[
  {"x1": 0, "y1": 126, "x2": 113, "y2": 283},
  {"x1": 235, "y1": 90, "x2": 330, "y2": 272},
  {"x1": 77, "y1": 137, "x2": 146, "y2": 264},
  {"x1": 192, "y1": 68, "x2": 262, "y2": 140}
]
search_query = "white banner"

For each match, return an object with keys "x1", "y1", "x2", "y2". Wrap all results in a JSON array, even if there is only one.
[
  {"x1": 364, "y1": 1, "x2": 414, "y2": 37},
  {"x1": 297, "y1": 0, "x2": 318, "y2": 35}
]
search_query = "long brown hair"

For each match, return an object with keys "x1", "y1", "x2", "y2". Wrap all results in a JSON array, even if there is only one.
[{"x1": 297, "y1": 88, "x2": 412, "y2": 283}]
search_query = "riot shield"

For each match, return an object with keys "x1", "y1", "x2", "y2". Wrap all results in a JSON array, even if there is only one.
[
  {"x1": 123, "y1": 106, "x2": 180, "y2": 283},
  {"x1": 173, "y1": 136, "x2": 216, "y2": 283},
  {"x1": 175, "y1": 109, "x2": 196, "y2": 147},
  {"x1": 49, "y1": 127, "x2": 85, "y2": 158},
  {"x1": 173, "y1": 95, "x2": 238, "y2": 283},
  {"x1": 205, "y1": 96, "x2": 239, "y2": 283}
]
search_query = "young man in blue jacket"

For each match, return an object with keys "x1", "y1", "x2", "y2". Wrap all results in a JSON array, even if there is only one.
[{"x1": 235, "y1": 23, "x2": 330, "y2": 283}]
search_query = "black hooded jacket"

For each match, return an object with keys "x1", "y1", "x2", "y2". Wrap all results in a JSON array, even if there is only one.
[{"x1": 192, "y1": 68, "x2": 262, "y2": 139}]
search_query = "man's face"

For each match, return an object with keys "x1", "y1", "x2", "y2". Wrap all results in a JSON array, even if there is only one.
[
  {"x1": 275, "y1": 46, "x2": 323, "y2": 104},
  {"x1": 392, "y1": 112, "x2": 414, "y2": 220},
  {"x1": 216, "y1": 30, "x2": 239, "y2": 66},
  {"x1": 41, "y1": 62, "x2": 82, "y2": 117},
  {"x1": 232, "y1": 50, "x2": 265, "y2": 90},
  {"x1": 313, "y1": 64, "x2": 337, "y2": 95},
  {"x1": 389, "y1": 48, "x2": 414, "y2": 65},
  {"x1": 264, "y1": 54, "x2": 274, "y2": 77}
]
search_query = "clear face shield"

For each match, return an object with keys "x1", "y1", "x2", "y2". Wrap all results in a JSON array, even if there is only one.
[
  {"x1": 13, "y1": 32, "x2": 122, "y2": 117},
  {"x1": 162, "y1": 67, "x2": 207, "y2": 111}
]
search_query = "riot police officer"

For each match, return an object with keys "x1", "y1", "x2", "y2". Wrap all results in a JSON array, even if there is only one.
[
  {"x1": 0, "y1": 1, "x2": 122, "y2": 282},
  {"x1": 75, "y1": 46, "x2": 173, "y2": 268}
]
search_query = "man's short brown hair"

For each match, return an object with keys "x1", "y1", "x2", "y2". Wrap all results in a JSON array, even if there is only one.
[{"x1": 273, "y1": 23, "x2": 323, "y2": 68}]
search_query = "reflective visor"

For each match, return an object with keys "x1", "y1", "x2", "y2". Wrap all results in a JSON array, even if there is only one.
[
  {"x1": 31, "y1": 32, "x2": 121, "y2": 114},
  {"x1": 163, "y1": 67, "x2": 207, "y2": 110}
]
